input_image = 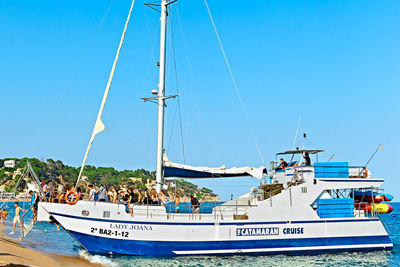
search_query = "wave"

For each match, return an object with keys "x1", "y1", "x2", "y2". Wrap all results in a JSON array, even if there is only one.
[{"x1": 79, "y1": 250, "x2": 118, "y2": 267}]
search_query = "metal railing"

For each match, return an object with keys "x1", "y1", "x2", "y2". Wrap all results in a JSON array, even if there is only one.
[
  {"x1": 274, "y1": 165, "x2": 369, "y2": 179},
  {"x1": 0, "y1": 192, "x2": 16, "y2": 199}
]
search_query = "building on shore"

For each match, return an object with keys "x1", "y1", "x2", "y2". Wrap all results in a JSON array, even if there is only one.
[{"x1": 4, "y1": 160, "x2": 15, "y2": 168}]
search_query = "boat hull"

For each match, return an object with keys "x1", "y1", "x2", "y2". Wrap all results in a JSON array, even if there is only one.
[
  {"x1": 39, "y1": 202, "x2": 393, "y2": 256},
  {"x1": 68, "y1": 230, "x2": 392, "y2": 255}
]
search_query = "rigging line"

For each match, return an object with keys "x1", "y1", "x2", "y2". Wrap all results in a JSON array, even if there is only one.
[
  {"x1": 165, "y1": 12, "x2": 179, "y2": 154},
  {"x1": 76, "y1": 0, "x2": 136, "y2": 187},
  {"x1": 139, "y1": 9, "x2": 159, "y2": 163},
  {"x1": 175, "y1": 5, "x2": 213, "y2": 166},
  {"x1": 167, "y1": 100, "x2": 179, "y2": 151},
  {"x1": 170, "y1": 7, "x2": 186, "y2": 164},
  {"x1": 30, "y1": 0, "x2": 116, "y2": 154},
  {"x1": 165, "y1": 6, "x2": 177, "y2": 152},
  {"x1": 203, "y1": 0, "x2": 265, "y2": 166}
]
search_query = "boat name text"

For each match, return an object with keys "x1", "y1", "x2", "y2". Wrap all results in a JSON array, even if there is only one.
[
  {"x1": 109, "y1": 223, "x2": 153, "y2": 231},
  {"x1": 236, "y1": 227, "x2": 279, "y2": 236}
]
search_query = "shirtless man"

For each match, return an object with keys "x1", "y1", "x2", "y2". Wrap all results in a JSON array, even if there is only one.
[{"x1": 10, "y1": 202, "x2": 26, "y2": 234}]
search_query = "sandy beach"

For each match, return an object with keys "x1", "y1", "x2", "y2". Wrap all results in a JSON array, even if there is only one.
[{"x1": 0, "y1": 225, "x2": 103, "y2": 267}]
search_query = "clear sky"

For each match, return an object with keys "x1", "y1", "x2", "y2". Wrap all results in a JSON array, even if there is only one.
[{"x1": 0, "y1": 0, "x2": 399, "y2": 201}]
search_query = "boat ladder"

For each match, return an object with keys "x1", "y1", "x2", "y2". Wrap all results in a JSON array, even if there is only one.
[{"x1": 19, "y1": 220, "x2": 35, "y2": 241}]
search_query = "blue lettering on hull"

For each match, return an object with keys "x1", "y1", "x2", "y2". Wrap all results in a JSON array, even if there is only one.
[
  {"x1": 283, "y1": 227, "x2": 304, "y2": 235},
  {"x1": 236, "y1": 227, "x2": 279, "y2": 236}
]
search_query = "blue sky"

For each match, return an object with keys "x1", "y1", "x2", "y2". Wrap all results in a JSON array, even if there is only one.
[{"x1": 0, "y1": 0, "x2": 399, "y2": 201}]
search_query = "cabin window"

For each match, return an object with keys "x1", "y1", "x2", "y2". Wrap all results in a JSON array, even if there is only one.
[
  {"x1": 103, "y1": 211, "x2": 110, "y2": 218},
  {"x1": 301, "y1": 187, "x2": 307, "y2": 194}
]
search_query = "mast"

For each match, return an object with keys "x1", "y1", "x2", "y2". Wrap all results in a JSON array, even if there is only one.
[{"x1": 155, "y1": 0, "x2": 168, "y2": 194}]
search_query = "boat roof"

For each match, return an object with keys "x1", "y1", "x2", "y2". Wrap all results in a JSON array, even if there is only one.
[{"x1": 276, "y1": 149, "x2": 325, "y2": 155}]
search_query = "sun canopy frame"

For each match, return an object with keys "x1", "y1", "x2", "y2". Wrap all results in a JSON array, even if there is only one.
[{"x1": 276, "y1": 149, "x2": 325, "y2": 155}]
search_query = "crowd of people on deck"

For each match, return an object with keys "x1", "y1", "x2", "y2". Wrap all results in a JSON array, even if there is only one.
[
  {"x1": 38, "y1": 181, "x2": 202, "y2": 215},
  {"x1": 0, "y1": 180, "x2": 204, "y2": 235}
]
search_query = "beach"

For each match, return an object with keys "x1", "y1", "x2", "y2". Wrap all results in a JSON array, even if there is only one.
[{"x1": 0, "y1": 225, "x2": 102, "y2": 267}]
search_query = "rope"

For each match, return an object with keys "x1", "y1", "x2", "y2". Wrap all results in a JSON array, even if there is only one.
[
  {"x1": 203, "y1": 0, "x2": 265, "y2": 166},
  {"x1": 169, "y1": 8, "x2": 186, "y2": 164},
  {"x1": 30, "y1": 0, "x2": 116, "y2": 155}
]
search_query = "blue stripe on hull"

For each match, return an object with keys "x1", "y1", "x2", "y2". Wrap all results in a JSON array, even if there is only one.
[
  {"x1": 51, "y1": 212, "x2": 380, "y2": 226},
  {"x1": 67, "y1": 231, "x2": 392, "y2": 256}
]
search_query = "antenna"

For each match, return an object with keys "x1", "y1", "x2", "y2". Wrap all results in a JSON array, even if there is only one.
[{"x1": 292, "y1": 117, "x2": 301, "y2": 150}]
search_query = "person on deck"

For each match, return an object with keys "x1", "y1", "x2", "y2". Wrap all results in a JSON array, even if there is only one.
[
  {"x1": 98, "y1": 184, "x2": 107, "y2": 202},
  {"x1": 109, "y1": 186, "x2": 118, "y2": 203},
  {"x1": 300, "y1": 152, "x2": 311, "y2": 166},
  {"x1": 190, "y1": 195, "x2": 200, "y2": 214},
  {"x1": 76, "y1": 187, "x2": 82, "y2": 201},
  {"x1": 128, "y1": 188, "x2": 138, "y2": 204},
  {"x1": 174, "y1": 194, "x2": 180, "y2": 213},
  {"x1": 10, "y1": 202, "x2": 26, "y2": 235},
  {"x1": 88, "y1": 184, "x2": 96, "y2": 201},
  {"x1": 137, "y1": 190, "x2": 143, "y2": 204},
  {"x1": 47, "y1": 182, "x2": 55, "y2": 202},
  {"x1": 150, "y1": 189, "x2": 158, "y2": 205},
  {"x1": 42, "y1": 181, "x2": 49, "y2": 201},
  {"x1": 57, "y1": 183, "x2": 64, "y2": 197},
  {"x1": 276, "y1": 158, "x2": 288, "y2": 170},
  {"x1": 159, "y1": 190, "x2": 169, "y2": 205},
  {"x1": 121, "y1": 192, "x2": 132, "y2": 215},
  {"x1": 143, "y1": 191, "x2": 151, "y2": 205}
]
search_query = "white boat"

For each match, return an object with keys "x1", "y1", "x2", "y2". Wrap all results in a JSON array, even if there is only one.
[{"x1": 38, "y1": 0, "x2": 393, "y2": 256}]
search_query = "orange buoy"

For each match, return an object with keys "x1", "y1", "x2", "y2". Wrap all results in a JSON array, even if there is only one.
[{"x1": 65, "y1": 190, "x2": 80, "y2": 205}]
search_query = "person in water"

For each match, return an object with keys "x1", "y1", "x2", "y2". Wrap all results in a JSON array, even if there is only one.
[{"x1": 10, "y1": 202, "x2": 27, "y2": 234}]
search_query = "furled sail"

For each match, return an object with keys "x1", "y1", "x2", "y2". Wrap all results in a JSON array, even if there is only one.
[
  {"x1": 163, "y1": 154, "x2": 266, "y2": 180},
  {"x1": 76, "y1": 0, "x2": 136, "y2": 187}
]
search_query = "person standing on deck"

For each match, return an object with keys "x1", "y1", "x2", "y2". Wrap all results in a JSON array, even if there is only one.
[
  {"x1": 300, "y1": 152, "x2": 311, "y2": 166},
  {"x1": 174, "y1": 194, "x2": 180, "y2": 213},
  {"x1": 10, "y1": 202, "x2": 27, "y2": 235},
  {"x1": 190, "y1": 195, "x2": 200, "y2": 214},
  {"x1": 88, "y1": 184, "x2": 96, "y2": 201},
  {"x1": 98, "y1": 184, "x2": 107, "y2": 202}
]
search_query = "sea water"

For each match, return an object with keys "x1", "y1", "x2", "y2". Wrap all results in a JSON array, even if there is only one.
[{"x1": 1, "y1": 201, "x2": 399, "y2": 267}]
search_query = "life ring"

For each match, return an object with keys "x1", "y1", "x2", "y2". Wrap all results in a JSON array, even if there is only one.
[
  {"x1": 65, "y1": 190, "x2": 79, "y2": 205},
  {"x1": 363, "y1": 168, "x2": 368, "y2": 178}
]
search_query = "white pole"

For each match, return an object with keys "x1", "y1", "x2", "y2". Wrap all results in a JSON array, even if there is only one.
[{"x1": 155, "y1": 0, "x2": 168, "y2": 194}]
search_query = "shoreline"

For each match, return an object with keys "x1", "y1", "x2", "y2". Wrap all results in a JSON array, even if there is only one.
[{"x1": 0, "y1": 224, "x2": 103, "y2": 267}]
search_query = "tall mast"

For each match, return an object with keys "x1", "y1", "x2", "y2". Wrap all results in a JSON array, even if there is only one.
[{"x1": 155, "y1": 0, "x2": 168, "y2": 194}]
